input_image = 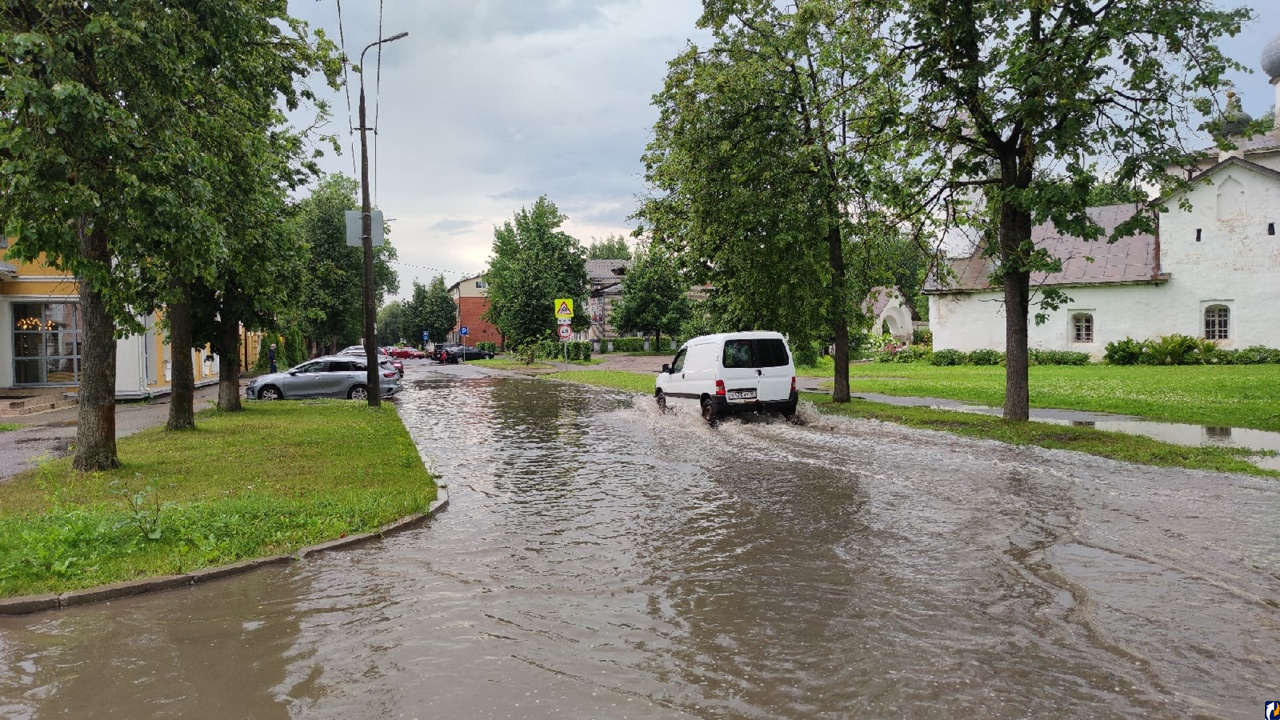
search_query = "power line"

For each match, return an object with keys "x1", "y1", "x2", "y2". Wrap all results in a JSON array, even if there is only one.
[
  {"x1": 390, "y1": 259, "x2": 485, "y2": 280},
  {"x1": 333, "y1": 0, "x2": 358, "y2": 181}
]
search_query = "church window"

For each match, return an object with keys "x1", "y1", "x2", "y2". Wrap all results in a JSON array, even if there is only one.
[
  {"x1": 1216, "y1": 176, "x2": 1245, "y2": 219},
  {"x1": 1204, "y1": 305, "x2": 1230, "y2": 340},
  {"x1": 1071, "y1": 313, "x2": 1094, "y2": 343}
]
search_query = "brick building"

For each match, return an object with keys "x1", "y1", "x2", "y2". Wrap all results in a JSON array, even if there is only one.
[{"x1": 447, "y1": 274, "x2": 502, "y2": 348}]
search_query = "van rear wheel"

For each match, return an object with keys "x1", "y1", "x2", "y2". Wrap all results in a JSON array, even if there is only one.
[{"x1": 701, "y1": 397, "x2": 718, "y2": 424}]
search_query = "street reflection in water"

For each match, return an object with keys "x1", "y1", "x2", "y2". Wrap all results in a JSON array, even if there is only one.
[{"x1": 1, "y1": 365, "x2": 1277, "y2": 719}]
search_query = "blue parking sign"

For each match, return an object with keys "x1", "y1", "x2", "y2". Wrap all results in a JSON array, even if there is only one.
[
  {"x1": 459, "y1": 326, "x2": 469, "y2": 336},
  {"x1": 422, "y1": 330, "x2": 429, "y2": 341}
]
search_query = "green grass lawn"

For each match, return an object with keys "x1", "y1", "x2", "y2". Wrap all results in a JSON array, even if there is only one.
[
  {"x1": 800, "y1": 363, "x2": 1280, "y2": 432},
  {"x1": 0, "y1": 423, "x2": 20, "y2": 433},
  {"x1": 0, "y1": 401, "x2": 435, "y2": 597},
  {"x1": 546, "y1": 370, "x2": 655, "y2": 393}
]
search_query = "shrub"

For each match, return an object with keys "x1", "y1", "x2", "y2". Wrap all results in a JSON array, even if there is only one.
[
  {"x1": 1104, "y1": 337, "x2": 1146, "y2": 365},
  {"x1": 477, "y1": 341, "x2": 497, "y2": 354},
  {"x1": 859, "y1": 332, "x2": 896, "y2": 360},
  {"x1": 1145, "y1": 333, "x2": 1204, "y2": 365},
  {"x1": 911, "y1": 326, "x2": 933, "y2": 346},
  {"x1": 966, "y1": 348, "x2": 1004, "y2": 366},
  {"x1": 876, "y1": 342, "x2": 929, "y2": 363},
  {"x1": 792, "y1": 341, "x2": 822, "y2": 368},
  {"x1": 1029, "y1": 349, "x2": 1092, "y2": 366},
  {"x1": 284, "y1": 326, "x2": 307, "y2": 366},
  {"x1": 1229, "y1": 345, "x2": 1280, "y2": 364},
  {"x1": 611, "y1": 337, "x2": 647, "y2": 353},
  {"x1": 930, "y1": 348, "x2": 967, "y2": 366}
]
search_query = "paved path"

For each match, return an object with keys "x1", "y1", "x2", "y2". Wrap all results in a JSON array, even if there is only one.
[{"x1": 0, "y1": 383, "x2": 229, "y2": 482}]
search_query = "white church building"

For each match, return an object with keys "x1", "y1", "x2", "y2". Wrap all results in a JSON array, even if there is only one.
[{"x1": 925, "y1": 39, "x2": 1280, "y2": 359}]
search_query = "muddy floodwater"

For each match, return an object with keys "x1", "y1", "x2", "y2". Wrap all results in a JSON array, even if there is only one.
[{"x1": 1, "y1": 364, "x2": 1278, "y2": 719}]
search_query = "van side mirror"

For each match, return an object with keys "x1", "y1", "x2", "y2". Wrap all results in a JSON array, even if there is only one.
[{"x1": 661, "y1": 363, "x2": 672, "y2": 374}]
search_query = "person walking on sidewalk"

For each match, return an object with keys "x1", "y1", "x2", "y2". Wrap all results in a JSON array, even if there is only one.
[{"x1": 269, "y1": 343, "x2": 278, "y2": 373}]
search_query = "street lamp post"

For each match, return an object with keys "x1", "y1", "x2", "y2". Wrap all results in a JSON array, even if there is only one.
[{"x1": 358, "y1": 31, "x2": 408, "y2": 407}]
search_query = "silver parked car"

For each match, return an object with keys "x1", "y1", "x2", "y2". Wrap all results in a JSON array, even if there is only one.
[{"x1": 245, "y1": 355, "x2": 401, "y2": 401}]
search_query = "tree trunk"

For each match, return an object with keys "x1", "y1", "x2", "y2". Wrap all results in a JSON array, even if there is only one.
[
  {"x1": 166, "y1": 280, "x2": 195, "y2": 430},
  {"x1": 217, "y1": 307, "x2": 243, "y2": 412},
  {"x1": 826, "y1": 224, "x2": 851, "y2": 403},
  {"x1": 1000, "y1": 201, "x2": 1033, "y2": 422},
  {"x1": 73, "y1": 222, "x2": 119, "y2": 471}
]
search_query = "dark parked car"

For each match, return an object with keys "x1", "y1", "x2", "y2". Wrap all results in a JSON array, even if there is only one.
[
  {"x1": 437, "y1": 344, "x2": 493, "y2": 363},
  {"x1": 245, "y1": 355, "x2": 401, "y2": 401},
  {"x1": 430, "y1": 343, "x2": 460, "y2": 361}
]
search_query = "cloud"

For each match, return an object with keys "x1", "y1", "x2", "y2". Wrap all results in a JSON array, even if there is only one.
[
  {"x1": 428, "y1": 218, "x2": 480, "y2": 234},
  {"x1": 290, "y1": 0, "x2": 1277, "y2": 301}
]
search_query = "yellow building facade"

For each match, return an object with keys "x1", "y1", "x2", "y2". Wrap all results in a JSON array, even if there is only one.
[{"x1": 0, "y1": 241, "x2": 220, "y2": 399}]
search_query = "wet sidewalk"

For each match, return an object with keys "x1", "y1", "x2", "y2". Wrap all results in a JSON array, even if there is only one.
[{"x1": 0, "y1": 383, "x2": 229, "y2": 482}]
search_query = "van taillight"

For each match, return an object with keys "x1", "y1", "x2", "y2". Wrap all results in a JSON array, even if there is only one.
[
  {"x1": 715, "y1": 379, "x2": 726, "y2": 396},
  {"x1": 791, "y1": 376, "x2": 796, "y2": 393}
]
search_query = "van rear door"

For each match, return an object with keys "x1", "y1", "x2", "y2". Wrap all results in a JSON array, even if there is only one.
[
  {"x1": 751, "y1": 337, "x2": 793, "y2": 402},
  {"x1": 719, "y1": 337, "x2": 792, "y2": 404}
]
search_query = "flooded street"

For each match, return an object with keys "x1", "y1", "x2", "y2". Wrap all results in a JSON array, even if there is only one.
[{"x1": 1, "y1": 363, "x2": 1278, "y2": 718}]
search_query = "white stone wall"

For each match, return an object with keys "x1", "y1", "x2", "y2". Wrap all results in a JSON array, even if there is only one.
[
  {"x1": 1158, "y1": 164, "x2": 1280, "y2": 350},
  {"x1": 930, "y1": 160, "x2": 1280, "y2": 357}
]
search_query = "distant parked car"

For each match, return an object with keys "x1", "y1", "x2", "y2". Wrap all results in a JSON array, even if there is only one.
[
  {"x1": 439, "y1": 345, "x2": 494, "y2": 363},
  {"x1": 338, "y1": 345, "x2": 403, "y2": 376},
  {"x1": 245, "y1": 355, "x2": 401, "y2": 401},
  {"x1": 388, "y1": 346, "x2": 425, "y2": 359},
  {"x1": 431, "y1": 343, "x2": 462, "y2": 362}
]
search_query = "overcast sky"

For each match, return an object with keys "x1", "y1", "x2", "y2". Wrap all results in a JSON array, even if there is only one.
[{"x1": 285, "y1": 1, "x2": 1280, "y2": 301}]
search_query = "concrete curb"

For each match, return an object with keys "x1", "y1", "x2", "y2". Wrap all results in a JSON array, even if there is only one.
[{"x1": 0, "y1": 496, "x2": 450, "y2": 617}]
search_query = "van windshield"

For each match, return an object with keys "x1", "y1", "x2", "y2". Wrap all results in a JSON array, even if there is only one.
[{"x1": 723, "y1": 338, "x2": 789, "y2": 368}]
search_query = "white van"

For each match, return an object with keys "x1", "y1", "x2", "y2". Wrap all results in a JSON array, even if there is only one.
[{"x1": 655, "y1": 331, "x2": 798, "y2": 422}]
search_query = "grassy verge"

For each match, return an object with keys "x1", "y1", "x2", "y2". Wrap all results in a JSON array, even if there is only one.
[
  {"x1": 798, "y1": 363, "x2": 1280, "y2": 432},
  {"x1": 0, "y1": 423, "x2": 20, "y2": 433},
  {"x1": 802, "y1": 393, "x2": 1275, "y2": 477},
  {"x1": 546, "y1": 371, "x2": 1276, "y2": 477},
  {"x1": 0, "y1": 401, "x2": 435, "y2": 598},
  {"x1": 546, "y1": 369, "x2": 655, "y2": 393}
]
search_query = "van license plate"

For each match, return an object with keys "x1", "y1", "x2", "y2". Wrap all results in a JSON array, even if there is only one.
[{"x1": 727, "y1": 390, "x2": 757, "y2": 401}]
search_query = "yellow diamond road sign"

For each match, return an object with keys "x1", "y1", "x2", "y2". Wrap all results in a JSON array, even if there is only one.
[{"x1": 554, "y1": 299, "x2": 574, "y2": 318}]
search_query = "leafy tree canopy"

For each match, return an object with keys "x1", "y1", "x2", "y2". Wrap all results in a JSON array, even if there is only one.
[
  {"x1": 289, "y1": 174, "x2": 398, "y2": 352},
  {"x1": 892, "y1": 0, "x2": 1249, "y2": 419},
  {"x1": 610, "y1": 242, "x2": 691, "y2": 346},
  {"x1": 586, "y1": 234, "x2": 632, "y2": 260},
  {"x1": 407, "y1": 275, "x2": 457, "y2": 346},
  {"x1": 484, "y1": 197, "x2": 589, "y2": 345}
]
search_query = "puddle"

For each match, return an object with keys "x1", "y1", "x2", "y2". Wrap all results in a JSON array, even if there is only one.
[
  {"x1": 1057, "y1": 419, "x2": 1280, "y2": 471},
  {"x1": 849, "y1": 392, "x2": 1280, "y2": 471}
]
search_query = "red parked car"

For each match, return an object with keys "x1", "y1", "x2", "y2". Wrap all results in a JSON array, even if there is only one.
[{"x1": 388, "y1": 346, "x2": 425, "y2": 359}]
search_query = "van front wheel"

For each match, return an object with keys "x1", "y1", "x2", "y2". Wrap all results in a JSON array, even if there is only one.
[{"x1": 656, "y1": 390, "x2": 668, "y2": 413}]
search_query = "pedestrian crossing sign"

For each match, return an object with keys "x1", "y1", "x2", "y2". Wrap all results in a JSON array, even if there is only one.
[{"x1": 554, "y1": 299, "x2": 574, "y2": 318}]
